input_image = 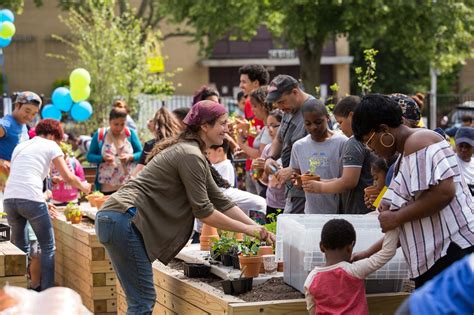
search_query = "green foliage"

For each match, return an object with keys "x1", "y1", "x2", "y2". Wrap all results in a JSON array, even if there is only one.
[
  {"x1": 0, "y1": 0, "x2": 42, "y2": 13},
  {"x1": 240, "y1": 235, "x2": 260, "y2": 256},
  {"x1": 49, "y1": 0, "x2": 175, "y2": 132},
  {"x1": 64, "y1": 202, "x2": 80, "y2": 218},
  {"x1": 59, "y1": 142, "x2": 74, "y2": 157},
  {"x1": 263, "y1": 209, "x2": 282, "y2": 235},
  {"x1": 355, "y1": 49, "x2": 378, "y2": 95},
  {"x1": 210, "y1": 232, "x2": 240, "y2": 259}
]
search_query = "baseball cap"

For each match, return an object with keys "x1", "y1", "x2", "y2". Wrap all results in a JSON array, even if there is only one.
[
  {"x1": 15, "y1": 91, "x2": 42, "y2": 107},
  {"x1": 266, "y1": 75, "x2": 299, "y2": 103},
  {"x1": 455, "y1": 127, "x2": 474, "y2": 146},
  {"x1": 389, "y1": 93, "x2": 420, "y2": 124}
]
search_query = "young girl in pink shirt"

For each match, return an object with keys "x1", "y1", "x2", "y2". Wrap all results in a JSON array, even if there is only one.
[
  {"x1": 304, "y1": 219, "x2": 398, "y2": 315},
  {"x1": 50, "y1": 146, "x2": 85, "y2": 205}
]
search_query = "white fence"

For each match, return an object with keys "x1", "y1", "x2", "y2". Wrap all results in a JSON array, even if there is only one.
[{"x1": 136, "y1": 94, "x2": 237, "y2": 132}]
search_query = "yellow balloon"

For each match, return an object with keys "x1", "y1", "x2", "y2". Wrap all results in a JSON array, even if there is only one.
[
  {"x1": 69, "y1": 68, "x2": 91, "y2": 88},
  {"x1": 0, "y1": 21, "x2": 15, "y2": 39},
  {"x1": 70, "y1": 85, "x2": 91, "y2": 103}
]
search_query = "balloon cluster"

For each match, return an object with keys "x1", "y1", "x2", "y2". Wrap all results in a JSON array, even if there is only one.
[
  {"x1": 42, "y1": 68, "x2": 93, "y2": 122},
  {"x1": 0, "y1": 9, "x2": 15, "y2": 48}
]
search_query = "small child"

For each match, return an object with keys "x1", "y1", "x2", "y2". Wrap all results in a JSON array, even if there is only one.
[
  {"x1": 370, "y1": 158, "x2": 389, "y2": 191},
  {"x1": 304, "y1": 219, "x2": 399, "y2": 315},
  {"x1": 50, "y1": 143, "x2": 85, "y2": 205},
  {"x1": 207, "y1": 139, "x2": 266, "y2": 215}
]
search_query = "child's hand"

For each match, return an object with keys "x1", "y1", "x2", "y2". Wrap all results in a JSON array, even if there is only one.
[
  {"x1": 252, "y1": 158, "x2": 265, "y2": 170},
  {"x1": 302, "y1": 180, "x2": 322, "y2": 193},
  {"x1": 47, "y1": 203, "x2": 59, "y2": 219},
  {"x1": 51, "y1": 176, "x2": 62, "y2": 185},
  {"x1": 351, "y1": 250, "x2": 369, "y2": 262},
  {"x1": 274, "y1": 167, "x2": 292, "y2": 185},
  {"x1": 80, "y1": 182, "x2": 92, "y2": 195}
]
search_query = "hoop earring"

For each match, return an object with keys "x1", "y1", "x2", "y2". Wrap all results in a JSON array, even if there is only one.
[{"x1": 380, "y1": 133, "x2": 395, "y2": 148}]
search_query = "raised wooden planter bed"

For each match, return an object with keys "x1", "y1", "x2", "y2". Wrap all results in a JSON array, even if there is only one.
[
  {"x1": 117, "y1": 261, "x2": 409, "y2": 315},
  {"x1": 0, "y1": 241, "x2": 27, "y2": 288},
  {"x1": 53, "y1": 209, "x2": 117, "y2": 314}
]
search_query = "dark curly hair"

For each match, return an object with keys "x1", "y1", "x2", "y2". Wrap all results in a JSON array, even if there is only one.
[
  {"x1": 321, "y1": 219, "x2": 356, "y2": 250},
  {"x1": 250, "y1": 86, "x2": 273, "y2": 113},
  {"x1": 238, "y1": 65, "x2": 270, "y2": 86},
  {"x1": 36, "y1": 119, "x2": 64, "y2": 141},
  {"x1": 109, "y1": 108, "x2": 128, "y2": 120},
  {"x1": 352, "y1": 94, "x2": 403, "y2": 142},
  {"x1": 193, "y1": 86, "x2": 220, "y2": 105}
]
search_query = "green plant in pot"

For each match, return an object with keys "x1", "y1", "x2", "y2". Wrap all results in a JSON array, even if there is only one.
[
  {"x1": 238, "y1": 235, "x2": 262, "y2": 278},
  {"x1": 64, "y1": 202, "x2": 79, "y2": 222},
  {"x1": 211, "y1": 232, "x2": 238, "y2": 266}
]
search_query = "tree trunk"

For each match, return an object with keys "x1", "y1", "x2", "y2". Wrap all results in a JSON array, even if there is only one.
[{"x1": 297, "y1": 39, "x2": 324, "y2": 96}]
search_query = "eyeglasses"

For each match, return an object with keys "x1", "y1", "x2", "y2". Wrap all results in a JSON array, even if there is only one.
[
  {"x1": 364, "y1": 131, "x2": 376, "y2": 148},
  {"x1": 268, "y1": 124, "x2": 280, "y2": 129}
]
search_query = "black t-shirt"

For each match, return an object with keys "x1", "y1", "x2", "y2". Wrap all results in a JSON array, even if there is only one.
[{"x1": 139, "y1": 139, "x2": 156, "y2": 165}]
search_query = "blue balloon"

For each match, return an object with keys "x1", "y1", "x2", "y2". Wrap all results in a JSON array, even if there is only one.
[
  {"x1": 0, "y1": 37, "x2": 11, "y2": 48},
  {"x1": 41, "y1": 104, "x2": 62, "y2": 121},
  {"x1": 52, "y1": 87, "x2": 73, "y2": 112},
  {"x1": 0, "y1": 10, "x2": 14, "y2": 23},
  {"x1": 71, "y1": 101, "x2": 93, "y2": 122}
]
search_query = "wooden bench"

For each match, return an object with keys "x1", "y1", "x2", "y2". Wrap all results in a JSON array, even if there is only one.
[{"x1": 0, "y1": 241, "x2": 27, "y2": 288}]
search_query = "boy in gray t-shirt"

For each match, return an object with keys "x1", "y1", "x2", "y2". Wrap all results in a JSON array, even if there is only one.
[
  {"x1": 291, "y1": 133, "x2": 347, "y2": 213},
  {"x1": 291, "y1": 100, "x2": 347, "y2": 214}
]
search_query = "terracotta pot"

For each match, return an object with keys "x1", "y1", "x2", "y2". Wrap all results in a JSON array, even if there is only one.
[
  {"x1": 301, "y1": 174, "x2": 320, "y2": 183},
  {"x1": 233, "y1": 232, "x2": 244, "y2": 241},
  {"x1": 65, "y1": 216, "x2": 72, "y2": 222},
  {"x1": 257, "y1": 246, "x2": 274, "y2": 273},
  {"x1": 95, "y1": 196, "x2": 110, "y2": 210},
  {"x1": 200, "y1": 224, "x2": 219, "y2": 251},
  {"x1": 86, "y1": 195, "x2": 100, "y2": 207},
  {"x1": 277, "y1": 262, "x2": 284, "y2": 272},
  {"x1": 71, "y1": 215, "x2": 82, "y2": 224},
  {"x1": 239, "y1": 255, "x2": 262, "y2": 278}
]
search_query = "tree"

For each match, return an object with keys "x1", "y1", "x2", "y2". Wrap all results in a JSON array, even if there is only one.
[
  {"x1": 0, "y1": 0, "x2": 42, "y2": 12},
  {"x1": 56, "y1": 1, "x2": 474, "y2": 95},
  {"x1": 50, "y1": 0, "x2": 175, "y2": 130},
  {"x1": 160, "y1": 1, "x2": 473, "y2": 95}
]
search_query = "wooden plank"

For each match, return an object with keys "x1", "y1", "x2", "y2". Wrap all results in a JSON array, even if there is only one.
[
  {"x1": 107, "y1": 298, "x2": 117, "y2": 312},
  {"x1": 56, "y1": 257, "x2": 116, "y2": 300},
  {"x1": 152, "y1": 262, "x2": 242, "y2": 314},
  {"x1": 106, "y1": 272, "x2": 116, "y2": 286},
  {"x1": 155, "y1": 285, "x2": 209, "y2": 315},
  {"x1": 56, "y1": 240, "x2": 113, "y2": 274},
  {"x1": 55, "y1": 231, "x2": 105, "y2": 261},
  {"x1": 367, "y1": 292, "x2": 409, "y2": 315},
  {"x1": 0, "y1": 242, "x2": 27, "y2": 276},
  {"x1": 229, "y1": 300, "x2": 307, "y2": 315},
  {"x1": 0, "y1": 255, "x2": 5, "y2": 277},
  {"x1": 0, "y1": 275, "x2": 27, "y2": 287}
]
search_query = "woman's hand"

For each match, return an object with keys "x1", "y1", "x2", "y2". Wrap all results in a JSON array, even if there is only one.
[
  {"x1": 378, "y1": 210, "x2": 400, "y2": 232},
  {"x1": 103, "y1": 154, "x2": 114, "y2": 164},
  {"x1": 302, "y1": 180, "x2": 322, "y2": 193},
  {"x1": 119, "y1": 154, "x2": 133, "y2": 164},
  {"x1": 244, "y1": 225, "x2": 276, "y2": 245},
  {"x1": 47, "y1": 203, "x2": 59, "y2": 219},
  {"x1": 80, "y1": 181, "x2": 92, "y2": 195},
  {"x1": 51, "y1": 176, "x2": 62, "y2": 185},
  {"x1": 274, "y1": 167, "x2": 292, "y2": 185}
]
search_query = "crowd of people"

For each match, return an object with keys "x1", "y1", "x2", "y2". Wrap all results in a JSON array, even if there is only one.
[{"x1": 0, "y1": 64, "x2": 473, "y2": 314}]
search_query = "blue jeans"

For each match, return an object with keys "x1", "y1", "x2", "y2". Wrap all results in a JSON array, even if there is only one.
[
  {"x1": 3, "y1": 198, "x2": 55, "y2": 289},
  {"x1": 95, "y1": 210, "x2": 155, "y2": 315}
]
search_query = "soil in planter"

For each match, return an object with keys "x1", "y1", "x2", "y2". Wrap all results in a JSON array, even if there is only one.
[
  {"x1": 167, "y1": 259, "x2": 304, "y2": 302},
  {"x1": 236, "y1": 277, "x2": 304, "y2": 302}
]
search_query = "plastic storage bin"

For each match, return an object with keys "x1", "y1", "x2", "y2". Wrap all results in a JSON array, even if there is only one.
[{"x1": 275, "y1": 214, "x2": 409, "y2": 293}]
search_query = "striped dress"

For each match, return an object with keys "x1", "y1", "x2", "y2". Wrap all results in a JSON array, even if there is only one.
[{"x1": 382, "y1": 140, "x2": 474, "y2": 278}]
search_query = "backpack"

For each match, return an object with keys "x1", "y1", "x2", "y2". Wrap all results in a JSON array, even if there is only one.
[{"x1": 97, "y1": 127, "x2": 132, "y2": 149}]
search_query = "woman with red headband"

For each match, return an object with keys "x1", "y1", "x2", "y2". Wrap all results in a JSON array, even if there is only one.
[{"x1": 95, "y1": 100, "x2": 274, "y2": 314}]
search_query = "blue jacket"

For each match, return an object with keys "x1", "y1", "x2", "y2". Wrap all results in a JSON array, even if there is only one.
[{"x1": 87, "y1": 127, "x2": 142, "y2": 190}]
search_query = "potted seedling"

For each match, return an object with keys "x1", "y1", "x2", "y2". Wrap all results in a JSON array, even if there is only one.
[
  {"x1": 263, "y1": 210, "x2": 284, "y2": 272},
  {"x1": 64, "y1": 202, "x2": 82, "y2": 224},
  {"x1": 238, "y1": 235, "x2": 262, "y2": 278},
  {"x1": 301, "y1": 157, "x2": 321, "y2": 183},
  {"x1": 86, "y1": 191, "x2": 104, "y2": 208},
  {"x1": 94, "y1": 195, "x2": 110, "y2": 210},
  {"x1": 211, "y1": 232, "x2": 238, "y2": 267},
  {"x1": 64, "y1": 202, "x2": 78, "y2": 222}
]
